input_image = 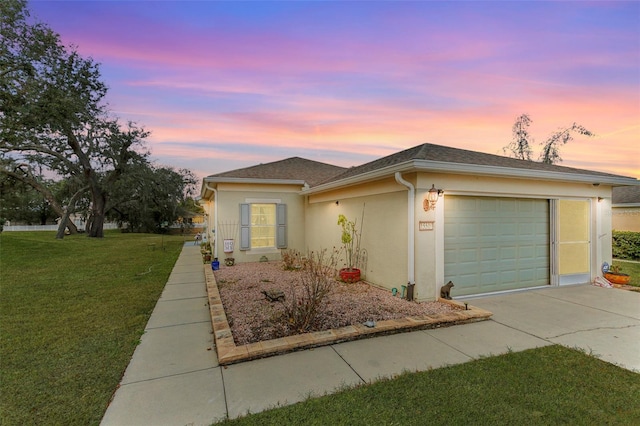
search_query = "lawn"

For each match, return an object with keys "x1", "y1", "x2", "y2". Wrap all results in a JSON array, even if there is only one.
[
  {"x1": 220, "y1": 345, "x2": 640, "y2": 425},
  {"x1": 0, "y1": 231, "x2": 186, "y2": 426}
]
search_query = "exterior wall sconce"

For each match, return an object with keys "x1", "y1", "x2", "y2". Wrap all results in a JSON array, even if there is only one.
[
  {"x1": 597, "y1": 197, "x2": 604, "y2": 202},
  {"x1": 423, "y1": 184, "x2": 443, "y2": 211},
  {"x1": 335, "y1": 201, "x2": 339, "y2": 205}
]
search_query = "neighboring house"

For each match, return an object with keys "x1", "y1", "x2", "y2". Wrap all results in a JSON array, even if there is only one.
[
  {"x1": 612, "y1": 186, "x2": 640, "y2": 232},
  {"x1": 200, "y1": 143, "x2": 639, "y2": 301}
]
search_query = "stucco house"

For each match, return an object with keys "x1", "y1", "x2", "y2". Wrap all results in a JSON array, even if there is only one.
[
  {"x1": 200, "y1": 143, "x2": 639, "y2": 301},
  {"x1": 612, "y1": 185, "x2": 640, "y2": 232}
]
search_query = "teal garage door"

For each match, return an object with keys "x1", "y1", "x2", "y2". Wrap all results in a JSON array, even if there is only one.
[{"x1": 444, "y1": 196, "x2": 550, "y2": 296}]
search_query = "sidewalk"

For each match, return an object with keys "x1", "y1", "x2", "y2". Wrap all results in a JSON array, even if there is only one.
[
  {"x1": 102, "y1": 244, "x2": 640, "y2": 425},
  {"x1": 101, "y1": 244, "x2": 225, "y2": 426}
]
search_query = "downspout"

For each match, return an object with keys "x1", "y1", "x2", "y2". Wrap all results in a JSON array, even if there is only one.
[
  {"x1": 205, "y1": 183, "x2": 218, "y2": 261},
  {"x1": 394, "y1": 172, "x2": 415, "y2": 300}
]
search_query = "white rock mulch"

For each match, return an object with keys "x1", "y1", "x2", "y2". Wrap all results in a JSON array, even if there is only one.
[{"x1": 214, "y1": 261, "x2": 460, "y2": 346}]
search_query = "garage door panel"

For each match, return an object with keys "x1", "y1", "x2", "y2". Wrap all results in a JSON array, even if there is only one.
[
  {"x1": 445, "y1": 196, "x2": 550, "y2": 296},
  {"x1": 481, "y1": 272, "x2": 499, "y2": 284}
]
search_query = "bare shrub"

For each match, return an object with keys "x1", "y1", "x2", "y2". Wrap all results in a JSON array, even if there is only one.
[
  {"x1": 280, "y1": 249, "x2": 337, "y2": 333},
  {"x1": 281, "y1": 248, "x2": 304, "y2": 270}
]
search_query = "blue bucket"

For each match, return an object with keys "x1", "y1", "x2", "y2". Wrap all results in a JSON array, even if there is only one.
[{"x1": 211, "y1": 260, "x2": 219, "y2": 270}]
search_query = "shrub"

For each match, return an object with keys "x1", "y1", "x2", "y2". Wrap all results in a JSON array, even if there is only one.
[
  {"x1": 280, "y1": 249, "x2": 337, "y2": 333},
  {"x1": 612, "y1": 231, "x2": 640, "y2": 260},
  {"x1": 281, "y1": 248, "x2": 304, "y2": 270}
]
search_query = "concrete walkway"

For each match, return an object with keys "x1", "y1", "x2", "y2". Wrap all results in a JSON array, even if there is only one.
[{"x1": 102, "y1": 244, "x2": 640, "y2": 426}]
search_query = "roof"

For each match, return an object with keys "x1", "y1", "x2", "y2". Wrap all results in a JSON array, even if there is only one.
[
  {"x1": 612, "y1": 185, "x2": 640, "y2": 205},
  {"x1": 206, "y1": 157, "x2": 346, "y2": 187},
  {"x1": 201, "y1": 143, "x2": 638, "y2": 199},
  {"x1": 322, "y1": 143, "x2": 628, "y2": 184},
  {"x1": 304, "y1": 143, "x2": 638, "y2": 192}
]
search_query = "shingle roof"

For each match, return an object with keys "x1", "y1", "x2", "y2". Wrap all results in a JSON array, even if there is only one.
[
  {"x1": 321, "y1": 143, "x2": 627, "y2": 184},
  {"x1": 207, "y1": 157, "x2": 347, "y2": 187},
  {"x1": 612, "y1": 185, "x2": 640, "y2": 204}
]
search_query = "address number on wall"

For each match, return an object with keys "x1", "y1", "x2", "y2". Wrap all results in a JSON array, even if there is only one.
[{"x1": 419, "y1": 221, "x2": 434, "y2": 231}]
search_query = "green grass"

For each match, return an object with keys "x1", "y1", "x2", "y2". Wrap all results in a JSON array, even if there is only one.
[
  {"x1": 613, "y1": 259, "x2": 640, "y2": 286},
  {"x1": 0, "y1": 231, "x2": 186, "y2": 426},
  {"x1": 221, "y1": 345, "x2": 640, "y2": 425}
]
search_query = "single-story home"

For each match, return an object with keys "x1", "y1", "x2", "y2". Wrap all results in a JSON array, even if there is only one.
[
  {"x1": 200, "y1": 143, "x2": 639, "y2": 301},
  {"x1": 612, "y1": 186, "x2": 640, "y2": 232}
]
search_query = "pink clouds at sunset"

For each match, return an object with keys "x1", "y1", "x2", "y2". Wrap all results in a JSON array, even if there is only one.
[{"x1": 29, "y1": 1, "x2": 639, "y2": 180}]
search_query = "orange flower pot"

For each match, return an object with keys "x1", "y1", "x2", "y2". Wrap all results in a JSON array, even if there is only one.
[{"x1": 604, "y1": 273, "x2": 631, "y2": 285}]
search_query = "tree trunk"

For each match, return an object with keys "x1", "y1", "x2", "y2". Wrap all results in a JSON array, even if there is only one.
[
  {"x1": 56, "y1": 209, "x2": 70, "y2": 239},
  {"x1": 88, "y1": 189, "x2": 107, "y2": 238}
]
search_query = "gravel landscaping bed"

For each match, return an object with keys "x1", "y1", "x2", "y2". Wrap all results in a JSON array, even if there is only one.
[{"x1": 214, "y1": 261, "x2": 461, "y2": 346}]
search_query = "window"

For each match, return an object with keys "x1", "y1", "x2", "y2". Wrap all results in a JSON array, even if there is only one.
[
  {"x1": 240, "y1": 203, "x2": 286, "y2": 250},
  {"x1": 251, "y1": 204, "x2": 276, "y2": 248}
]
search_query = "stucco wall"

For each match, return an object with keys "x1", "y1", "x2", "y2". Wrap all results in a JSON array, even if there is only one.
[
  {"x1": 306, "y1": 179, "x2": 408, "y2": 295},
  {"x1": 204, "y1": 183, "x2": 306, "y2": 263},
  {"x1": 612, "y1": 207, "x2": 640, "y2": 232}
]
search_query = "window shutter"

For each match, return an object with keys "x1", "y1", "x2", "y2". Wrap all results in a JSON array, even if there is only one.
[
  {"x1": 240, "y1": 203, "x2": 250, "y2": 250},
  {"x1": 276, "y1": 203, "x2": 287, "y2": 249}
]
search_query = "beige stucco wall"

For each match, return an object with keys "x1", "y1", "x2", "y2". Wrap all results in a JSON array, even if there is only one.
[
  {"x1": 306, "y1": 177, "x2": 409, "y2": 297},
  {"x1": 612, "y1": 207, "x2": 640, "y2": 232},
  {"x1": 203, "y1": 182, "x2": 307, "y2": 263}
]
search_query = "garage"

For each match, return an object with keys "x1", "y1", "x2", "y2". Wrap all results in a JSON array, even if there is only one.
[{"x1": 444, "y1": 196, "x2": 550, "y2": 296}]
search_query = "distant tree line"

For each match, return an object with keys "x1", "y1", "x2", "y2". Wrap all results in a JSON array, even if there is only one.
[{"x1": 0, "y1": 0, "x2": 201, "y2": 238}]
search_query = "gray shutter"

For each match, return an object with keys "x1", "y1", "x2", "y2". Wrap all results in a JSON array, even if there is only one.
[
  {"x1": 276, "y1": 204, "x2": 287, "y2": 249},
  {"x1": 240, "y1": 203, "x2": 250, "y2": 250}
]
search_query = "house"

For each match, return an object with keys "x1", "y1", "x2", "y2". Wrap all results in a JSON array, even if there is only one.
[
  {"x1": 200, "y1": 143, "x2": 639, "y2": 301},
  {"x1": 612, "y1": 186, "x2": 640, "y2": 232}
]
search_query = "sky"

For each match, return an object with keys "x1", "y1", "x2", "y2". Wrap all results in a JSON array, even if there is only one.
[{"x1": 28, "y1": 1, "x2": 640, "y2": 181}]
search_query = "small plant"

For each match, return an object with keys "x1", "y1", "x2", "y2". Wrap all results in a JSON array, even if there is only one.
[
  {"x1": 609, "y1": 265, "x2": 623, "y2": 275},
  {"x1": 337, "y1": 214, "x2": 361, "y2": 271},
  {"x1": 280, "y1": 249, "x2": 337, "y2": 333},
  {"x1": 281, "y1": 248, "x2": 304, "y2": 270}
]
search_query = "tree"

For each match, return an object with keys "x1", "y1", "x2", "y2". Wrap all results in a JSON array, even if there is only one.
[
  {"x1": 504, "y1": 113, "x2": 533, "y2": 161},
  {"x1": 538, "y1": 123, "x2": 594, "y2": 165},
  {"x1": 503, "y1": 113, "x2": 594, "y2": 164},
  {"x1": 0, "y1": 171, "x2": 57, "y2": 225},
  {"x1": 107, "y1": 165, "x2": 197, "y2": 233},
  {"x1": 1, "y1": 0, "x2": 148, "y2": 237},
  {"x1": 0, "y1": 160, "x2": 85, "y2": 235}
]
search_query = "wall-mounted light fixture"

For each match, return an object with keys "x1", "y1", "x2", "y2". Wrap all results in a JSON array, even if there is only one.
[
  {"x1": 597, "y1": 197, "x2": 604, "y2": 202},
  {"x1": 335, "y1": 201, "x2": 339, "y2": 206},
  {"x1": 423, "y1": 184, "x2": 444, "y2": 211}
]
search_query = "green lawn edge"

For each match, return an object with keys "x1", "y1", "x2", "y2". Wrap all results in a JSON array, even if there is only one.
[{"x1": 220, "y1": 345, "x2": 640, "y2": 425}]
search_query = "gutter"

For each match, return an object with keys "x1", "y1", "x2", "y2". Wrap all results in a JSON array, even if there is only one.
[
  {"x1": 394, "y1": 172, "x2": 415, "y2": 300},
  {"x1": 204, "y1": 183, "x2": 219, "y2": 260}
]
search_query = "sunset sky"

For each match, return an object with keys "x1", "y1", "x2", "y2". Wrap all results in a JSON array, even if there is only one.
[{"x1": 29, "y1": 1, "x2": 639, "y2": 181}]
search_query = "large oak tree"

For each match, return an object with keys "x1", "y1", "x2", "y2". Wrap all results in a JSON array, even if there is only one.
[{"x1": 1, "y1": 0, "x2": 149, "y2": 237}]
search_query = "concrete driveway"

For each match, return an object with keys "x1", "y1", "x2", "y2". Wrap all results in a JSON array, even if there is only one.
[{"x1": 468, "y1": 284, "x2": 640, "y2": 372}]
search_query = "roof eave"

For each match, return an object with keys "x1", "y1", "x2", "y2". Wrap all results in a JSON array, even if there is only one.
[
  {"x1": 612, "y1": 203, "x2": 640, "y2": 208},
  {"x1": 303, "y1": 160, "x2": 639, "y2": 195},
  {"x1": 415, "y1": 160, "x2": 638, "y2": 186},
  {"x1": 201, "y1": 176, "x2": 307, "y2": 199}
]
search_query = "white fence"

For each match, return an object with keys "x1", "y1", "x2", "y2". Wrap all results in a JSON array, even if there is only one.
[{"x1": 3, "y1": 223, "x2": 120, "y2": 232}]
